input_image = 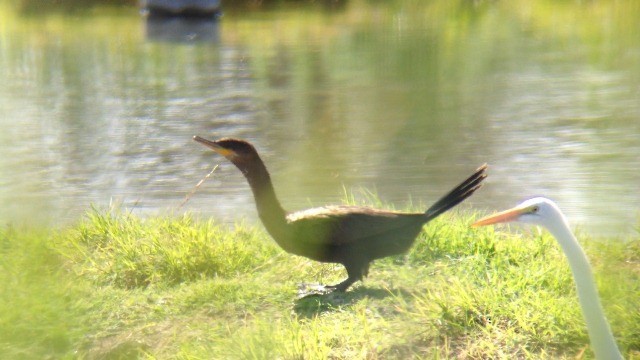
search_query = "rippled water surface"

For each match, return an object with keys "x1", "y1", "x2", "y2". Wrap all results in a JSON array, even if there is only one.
[{"x1": 1, "y1": 1, "x2": 639, "y2": 236}]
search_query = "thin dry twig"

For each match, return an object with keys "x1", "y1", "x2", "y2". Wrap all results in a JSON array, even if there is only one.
[{"x1": 178, "y1": 164, "x2": 219, "y2": 210}]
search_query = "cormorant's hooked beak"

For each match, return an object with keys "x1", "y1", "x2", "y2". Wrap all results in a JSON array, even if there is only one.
[
  {"x1": 193, "y1": 136, "x2": 236, "y2": 158},
  {"x1": 472, "y1": 205, "x2": 529, "y2": 227}
]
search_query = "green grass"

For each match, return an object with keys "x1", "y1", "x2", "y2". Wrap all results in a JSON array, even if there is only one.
[{"x1": 1, "y1": 201, "x2": 639, "y2": 359}]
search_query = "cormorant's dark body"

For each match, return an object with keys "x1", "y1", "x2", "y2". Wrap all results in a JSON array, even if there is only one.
[{"x1": 194, "y1": 136, "x2": 487, "y2": 291}]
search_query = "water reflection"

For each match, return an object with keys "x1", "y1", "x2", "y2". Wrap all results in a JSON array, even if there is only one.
[{"x1": 0, "y1": 1, "x2": 639, "y2": 237}]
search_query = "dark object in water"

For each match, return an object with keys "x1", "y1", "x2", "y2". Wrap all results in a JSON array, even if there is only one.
[{"x1": 140, "y1": 0, "x2": 221, "y2": 17}]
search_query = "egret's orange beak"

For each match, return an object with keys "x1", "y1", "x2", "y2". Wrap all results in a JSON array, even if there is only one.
[{"x1": 472, "y1": 206, "x2": 529, "y2": 227}]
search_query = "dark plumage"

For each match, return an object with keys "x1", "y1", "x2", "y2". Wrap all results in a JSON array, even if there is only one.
[{"x1": 194, "y1": 136, "x2": 487, "y2": 292}]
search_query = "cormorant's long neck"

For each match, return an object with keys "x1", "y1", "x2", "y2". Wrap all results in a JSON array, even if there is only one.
[
  {"x1": 240, "y1": 158, "x2": 288, "y2": 234},
  {"x1": 545, "y1": 217, "x2": 623, "y2": 360}
]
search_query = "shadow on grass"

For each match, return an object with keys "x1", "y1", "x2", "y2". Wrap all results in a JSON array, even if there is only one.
[{"x1": 292, "y1": 286, "x2": 411, "y2": 318}]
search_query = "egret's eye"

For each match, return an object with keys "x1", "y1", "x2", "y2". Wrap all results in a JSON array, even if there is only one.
[{"x1": 531, "y1": 206, "x2": 539, "y2": 213}]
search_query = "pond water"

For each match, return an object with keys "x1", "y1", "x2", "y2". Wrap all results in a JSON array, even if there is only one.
[{"x1": 1, "y1": 1, "x2": 639, "y2": 236}]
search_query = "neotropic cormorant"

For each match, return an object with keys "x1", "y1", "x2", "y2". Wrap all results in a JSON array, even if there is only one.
[{"x1": 194, "y1": 136, "x2": 487, "y2": 292}]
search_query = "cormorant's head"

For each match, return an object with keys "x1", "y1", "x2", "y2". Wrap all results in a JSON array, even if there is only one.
[{"x1": 193, "y1": 136, "x2": 262, "y2": 173}]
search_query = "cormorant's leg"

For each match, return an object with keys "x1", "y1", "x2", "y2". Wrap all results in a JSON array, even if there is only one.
[
  {"x1": 325, "y1": 277, "x2": 357, "y2": 292},
  {"x1": 297, "y1": 261, "x2": 369, "y2": 297},
  {"x1": 326, "y1": 261, "x2": 369, "y2": 292}
]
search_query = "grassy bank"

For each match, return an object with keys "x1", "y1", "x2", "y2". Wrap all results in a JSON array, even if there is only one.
[{"x1": 1, "y1": 204, "x2": 639, "y2": 359}]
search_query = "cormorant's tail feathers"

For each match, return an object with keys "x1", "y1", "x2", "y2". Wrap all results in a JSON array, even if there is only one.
[{"x1": 424, "y1": 164, "x2": 487, "y2": 221}]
